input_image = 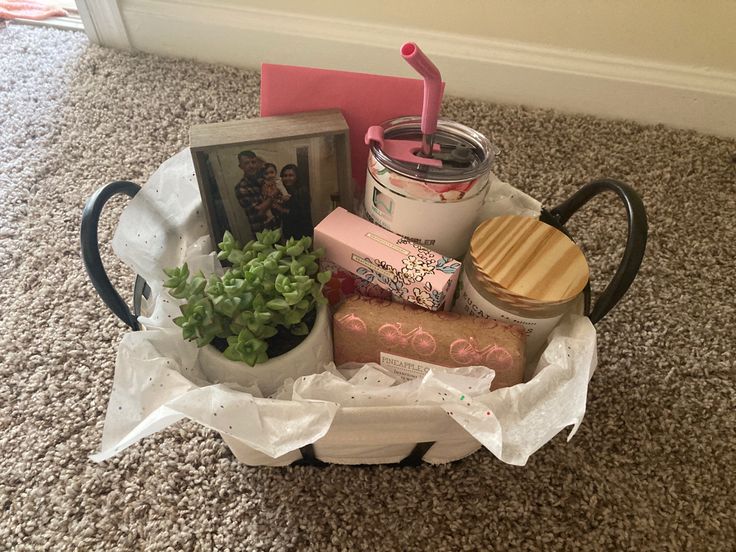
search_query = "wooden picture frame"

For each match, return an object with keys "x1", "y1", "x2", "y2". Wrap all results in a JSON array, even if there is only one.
[{"x1": 190, "y1": 109, "x2": 352, "y2": 248}]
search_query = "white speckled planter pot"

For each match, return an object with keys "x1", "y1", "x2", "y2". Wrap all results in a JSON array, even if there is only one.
[{"x1": 197, "y1": 304, "x2": 332, "y2": 397}]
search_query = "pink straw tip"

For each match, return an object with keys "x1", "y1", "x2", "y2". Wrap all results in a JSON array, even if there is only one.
[{"x1": 401, "y1": 42, "x2": 417, "y2": 57}]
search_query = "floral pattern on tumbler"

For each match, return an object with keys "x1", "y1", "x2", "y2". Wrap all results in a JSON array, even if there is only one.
[{"x1": 367, "y1": 153, "x2": 479, "y2": 201}]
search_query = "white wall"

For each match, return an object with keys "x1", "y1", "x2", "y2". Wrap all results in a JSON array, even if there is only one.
[
  {"x1": 84, "y1": 0, "x2": 736, "y2": 137},
  {"x1": 221, "y1": 0, "x2": 736, "y2": 73}
]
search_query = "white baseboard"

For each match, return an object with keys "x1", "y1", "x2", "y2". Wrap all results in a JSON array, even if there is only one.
[
  {"x1": 77, "y1": 0, "x2": 130, "y2": 50},
  {"x1": 116, "y1": 0, "x2": 736, "y2": 137}
]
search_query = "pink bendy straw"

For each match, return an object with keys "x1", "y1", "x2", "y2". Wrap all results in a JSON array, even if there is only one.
[{"x1": 401, "y1": 42, "x2": 443, "y2": 158}]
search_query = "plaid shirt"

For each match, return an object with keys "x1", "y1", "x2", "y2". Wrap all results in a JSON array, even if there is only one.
[{"x1": 235, "y1": 175, "x2": 280, "y2": 234}]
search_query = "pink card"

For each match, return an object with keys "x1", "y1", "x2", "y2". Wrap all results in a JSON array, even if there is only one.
[{"x1": 260, "y1": 63, "x2": 443, "y2": 199}]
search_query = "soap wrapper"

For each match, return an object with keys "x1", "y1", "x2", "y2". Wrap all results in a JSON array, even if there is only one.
[
  {"x1": 333, "y1": 295, "x2": 526, "y2": 390},
  {"x1": 314, "y1": 208, "x2": 461, "y2": 311}
]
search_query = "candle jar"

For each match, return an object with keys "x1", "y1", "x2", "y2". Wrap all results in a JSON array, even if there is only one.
[{"x1": 453, "y1": 215, "x2": 589, "y2": 358}]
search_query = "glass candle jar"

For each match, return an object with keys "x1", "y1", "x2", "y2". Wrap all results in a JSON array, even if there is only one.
[{"x1": 453, "y1": 215, "x2": 589, "y2": 358}]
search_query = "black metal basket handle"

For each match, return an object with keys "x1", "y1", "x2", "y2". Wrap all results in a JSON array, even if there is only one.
[
  {"x1": 80, "y1": 180, "x2": 147, "y2": 331},
  {"x1": 542, "y1": 178, "x2": 648, "y2": 324}
]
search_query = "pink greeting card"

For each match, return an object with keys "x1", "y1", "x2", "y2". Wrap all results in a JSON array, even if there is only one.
[{"x1": 260, "y1": 63, "x2": 443, "y2": 197}]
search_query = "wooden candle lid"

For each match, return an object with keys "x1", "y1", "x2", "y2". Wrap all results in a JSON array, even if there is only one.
[{"x1": 470, "y1": 215, "x2": 589, "y2": 304}]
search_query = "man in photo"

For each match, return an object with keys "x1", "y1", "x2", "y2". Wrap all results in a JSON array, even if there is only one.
[{"x1": 234, "y1": 150, "x2": 280, "y2": 235}]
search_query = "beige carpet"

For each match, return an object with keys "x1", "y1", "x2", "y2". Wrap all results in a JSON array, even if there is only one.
[{"x1": 1, "y1": 24, "x2": 734, "y2": 551}]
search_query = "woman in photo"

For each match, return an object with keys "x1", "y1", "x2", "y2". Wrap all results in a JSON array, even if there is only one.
[{"x1": 280, "y1": 163, "x2": 313, "y2": 239}]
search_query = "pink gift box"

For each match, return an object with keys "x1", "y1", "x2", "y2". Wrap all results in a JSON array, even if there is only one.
[{"x1": 314, "y1": 208, "x2": 461, "y2": 311}]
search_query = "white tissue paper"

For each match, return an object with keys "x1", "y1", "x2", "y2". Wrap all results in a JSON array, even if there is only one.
[
  {"x1": 94, "y1": 148, "x2": 597, "y2": 466},
  {"x1": 476, "y1": 173, "x2": 542, "y2": 222}
]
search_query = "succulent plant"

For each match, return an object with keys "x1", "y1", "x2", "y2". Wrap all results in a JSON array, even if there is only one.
[{"x1": 164, "y1": 229, "x2": 331, "y2": 366}]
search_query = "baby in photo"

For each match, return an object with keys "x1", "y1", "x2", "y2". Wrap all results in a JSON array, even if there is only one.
[{"x1": 261, "y1": 162, "x2": 291, "y2": 222}]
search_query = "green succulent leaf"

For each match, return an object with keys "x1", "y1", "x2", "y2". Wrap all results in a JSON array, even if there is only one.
[
  {"x1": 298, "y1": 254, "x2": 316, "y2": 267},
  {"x1": 190, "y1": 271, "x2": 207, "y2": 295},
  {"x1": 223, "y1": 330, "x2": 269, "y2": 366},
  {"x1": 289, "y1": 260, "x2": 306, "y2": 276},
  {"x1": 163, "y1": 264, "x2": 191, "y2": 298},
  {"x1": 317, "y1": 270, "x2": 332, "y2": 285},
  {"x1": 217, "y1": 231, "x2": 246, "y2": 263},
  {"x1": 246, "y1": 319, "x2": 263, "y2": 335},
  {"x1": 274, "y1": 273, "x2": 287, "y2": 293},
  {"x1": 284, "y1": 309, "x2": 305, "y2": 326},
  {"x1": 213, "y1": 296, "x2": 240, "y2": 317},
  {"x1": 218, "y1": 231, "x2": 239, "y2": 251},
  {"x1": 223, "y1": 278, "x2": 246, "y2": 295},
  {"x1": 234, "y1": 328, "x2": 255, "y2": 342},
  {"x1": 263, "y1": 229, "x2": 282, "y2": 245},
  {"x1": 266, "y1": 298, "x2": 290, "y2": 311},
  {"x1": 181, "y1": 324, "x2": 196, "y2": 341},
  {"x1": 163, "y1": 264, "x2": 189, "y2": 281},
  {"x1": 206, "y1": 276, "x2": 225, "y2": 296},
  {"x1": 196, "y1": 327, "x2": 219, "y2": 348},
  {"x1": 227, "y1": 249, "x2": 246, "y2": 265},
  {"x1": 286, "y1": 243, "x2": 304, "y2": 257},
  {"x1": 254, "y1": 310, "x2": 273, "y2": 323},
  {"x1": 290, "y1": 322, "x2": 309, "y2": 336},
  {"x1": 283, "y1": 290, "x2": 303, "y2": 305},
  {"x1": 249, "y1": 264, "x2": 265, "y2": 279},
  {"x1": 267, "y1": 249, "x2": 284, "y2": 262}
]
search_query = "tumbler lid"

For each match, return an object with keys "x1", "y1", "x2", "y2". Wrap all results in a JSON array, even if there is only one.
[
  {"x1": 470, "y1": 215, "x2": 589, "y2": 304},
  {"x1": 370, "y1": 116, "x2": 494, "y2": 183}
]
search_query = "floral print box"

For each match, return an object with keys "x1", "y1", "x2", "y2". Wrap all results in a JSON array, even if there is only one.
[{"x1": 314, "y1": 208, "x2": 461, "y2": 311}]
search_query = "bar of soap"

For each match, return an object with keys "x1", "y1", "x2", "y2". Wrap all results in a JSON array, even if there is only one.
[{"x1": 333, "y1": 295, "x2": 526, "y2": 390}]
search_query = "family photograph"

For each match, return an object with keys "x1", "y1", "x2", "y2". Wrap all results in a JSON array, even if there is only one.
[
  {"x1": 196, "y1": 134, "x2": 342, "y2": 247},
  {"x1": 233, "y1": 150, "x2": 313, "y2": 240}
]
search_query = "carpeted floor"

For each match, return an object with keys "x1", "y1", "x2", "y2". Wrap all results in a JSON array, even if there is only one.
[{"x1": 1, "y1": 24, "x2": 734, "y2": 551}]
